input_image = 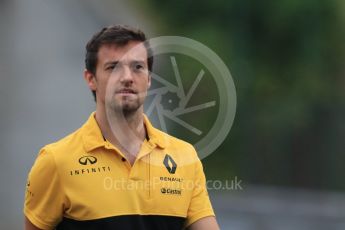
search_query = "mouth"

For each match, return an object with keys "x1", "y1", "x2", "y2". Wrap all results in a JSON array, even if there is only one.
[{"x1": 116, "y1": 88, "x2": 137, "y2": 95}]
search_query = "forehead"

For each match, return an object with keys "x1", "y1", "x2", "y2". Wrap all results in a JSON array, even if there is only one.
[{"x1": 97, "y1": 41, "x2": 148, "y2": 64}]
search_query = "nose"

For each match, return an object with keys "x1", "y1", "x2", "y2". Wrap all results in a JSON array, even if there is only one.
[{"x1": 120, "y1": 65, "x2": 134, "y2": 85}]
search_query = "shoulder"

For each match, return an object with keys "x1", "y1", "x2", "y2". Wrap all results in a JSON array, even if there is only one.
[
  {"x1": 37, "y1": 126, "x2": 84, "y2": 165},
  {"x1": 145, "y1": 114, "x2": 197, "y2": 157},
  {"x1": 47, "y1": 127, "x2": 83, "y2": 150},
  {"x1": 156, "y1": 128, "x2": 195, "y2": 150},
  {"x1": 153, "y1": 128, "x2": 200, "y2": 165}
]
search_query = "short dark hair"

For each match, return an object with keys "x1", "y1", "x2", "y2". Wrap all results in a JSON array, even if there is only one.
[{"x1": 85, "y1": 25, "x2": 153, "y2": 101}]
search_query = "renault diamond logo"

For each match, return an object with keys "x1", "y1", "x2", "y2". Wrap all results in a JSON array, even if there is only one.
[
  {"x1": 79, "y1": 156, "x2": 97, "y2": 165},
  {"x1": 163, "y1": 154, "x2": 177, "y2": 174}
]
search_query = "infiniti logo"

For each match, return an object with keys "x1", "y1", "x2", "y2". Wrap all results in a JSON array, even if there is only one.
[{"x1": 79, "y1": 156, "x2": 97, "y2": 165}]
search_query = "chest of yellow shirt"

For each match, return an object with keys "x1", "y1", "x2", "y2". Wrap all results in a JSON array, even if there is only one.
[{"x1": 60, "y1": 148, "x2": 195, "y2": 219}]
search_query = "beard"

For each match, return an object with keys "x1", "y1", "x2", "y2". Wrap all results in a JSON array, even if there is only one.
[{"x1": 107, "y1": 94, "x2": 144, "y2": 117}]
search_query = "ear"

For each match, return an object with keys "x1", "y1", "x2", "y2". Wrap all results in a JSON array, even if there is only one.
[{"x1": 84, "y1": 69, "x2": 97, "y2": 91}]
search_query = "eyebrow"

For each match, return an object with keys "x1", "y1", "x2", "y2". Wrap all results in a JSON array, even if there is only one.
[
  {"x1": 104, "y1": 60, "x2": 146, "y2": 67},
  {"x1": 133, "y1": 60, "x2": 146, "y2": 64}
]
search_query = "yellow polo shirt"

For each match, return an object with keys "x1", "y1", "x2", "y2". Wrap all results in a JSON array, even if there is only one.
[{"x1": 24, "y1": 112, "x2": 215, "y2": 230}]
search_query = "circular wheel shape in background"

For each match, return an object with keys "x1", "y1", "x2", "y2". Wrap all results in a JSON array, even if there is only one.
[{"x1": 147, "y1": 36, "x2": 237, "y2": 160}]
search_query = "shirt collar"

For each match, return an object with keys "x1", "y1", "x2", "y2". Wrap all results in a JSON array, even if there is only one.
[
  {"x1": 143, "y1": 114, "x2": 167, "y2": 149},
  {"x1": 82, "y1": 112, "x2": 105, "y2": 152},
  {"x1": 82, "y1": 112, "x2": 166, "y2": 153}
]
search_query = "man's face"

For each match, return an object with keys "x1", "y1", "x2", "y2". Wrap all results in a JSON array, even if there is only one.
[{"x1": 94, "y1": 41, "x2": 151, "y2": 114}]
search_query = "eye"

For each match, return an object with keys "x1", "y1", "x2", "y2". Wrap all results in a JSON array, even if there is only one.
[
  {"x1": 135, "y1": 64, "x2": 144, "y2": 70},
  {"x1": 132, "y1": 62, "x2": 147, "y2": 73},
  {"x1": 106, "y1": 65, "x2": 116, "y2": 70}
]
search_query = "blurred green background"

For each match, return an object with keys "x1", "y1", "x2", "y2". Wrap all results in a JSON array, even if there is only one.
[
  {"x1": 1, "y1": 0, "x2": 345, "y2": 228},
  {"x1": 140, "y1": 0, "x2": 345, "y2": 192}
]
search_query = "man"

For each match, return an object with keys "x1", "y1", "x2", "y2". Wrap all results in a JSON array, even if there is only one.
[{"x1": 24, "y1": 25, "x2": 219, "y2": 230}]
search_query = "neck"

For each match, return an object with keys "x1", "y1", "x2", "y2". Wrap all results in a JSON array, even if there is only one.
[{"x1": 95, "y1": 103, "x2": 146, "y2": 164}]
